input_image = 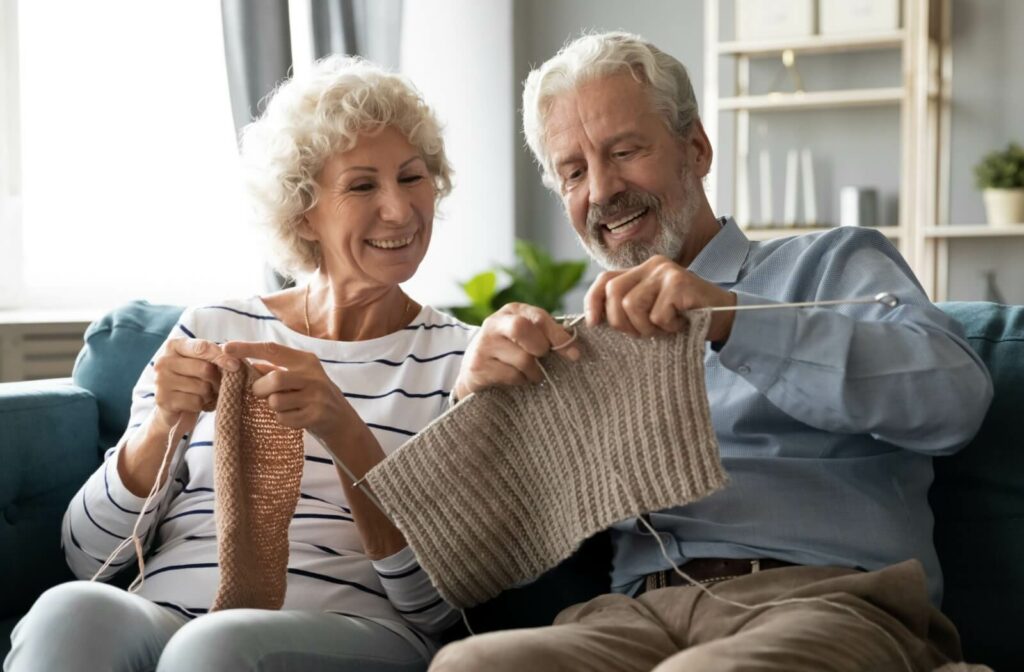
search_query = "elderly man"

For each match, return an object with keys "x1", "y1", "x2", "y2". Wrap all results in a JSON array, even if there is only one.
[{"x1": 436, "y1": 32, "x2": 992, "y2": 672}]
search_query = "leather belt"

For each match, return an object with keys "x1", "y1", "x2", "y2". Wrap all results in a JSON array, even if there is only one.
[{"x1": 643, "y1": 557, "x2": 798, "y2": 594}]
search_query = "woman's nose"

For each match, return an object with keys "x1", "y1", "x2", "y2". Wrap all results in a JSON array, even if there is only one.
[{"x1": 378, "y1": 185, "x2": 414, "y2": 224}]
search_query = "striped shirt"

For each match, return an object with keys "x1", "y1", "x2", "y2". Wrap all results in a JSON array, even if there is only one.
[{"x1": 62, "y1": 297, "x2": 475, "y2": 652}]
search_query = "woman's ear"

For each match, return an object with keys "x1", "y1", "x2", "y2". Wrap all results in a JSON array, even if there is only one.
[{"x1": 296, "y1": 215, "x2": 318, "y2": 242}]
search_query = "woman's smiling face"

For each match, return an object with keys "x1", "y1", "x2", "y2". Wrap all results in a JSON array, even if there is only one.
[{"x1": 302, "y1": 125, "x2": 436, "y2": 289}]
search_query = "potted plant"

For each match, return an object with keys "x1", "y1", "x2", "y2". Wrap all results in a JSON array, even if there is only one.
[
  {"x1": 449, "y1": 240, "x2": 588, "y2": 325},
  {"x1": 974, "y1": 142, "x2": 1024, "y2": 225}
]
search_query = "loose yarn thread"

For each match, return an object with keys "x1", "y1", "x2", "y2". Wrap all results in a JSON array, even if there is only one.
[
  {"x1": 91, "y1": 413, "x2": 194, "y2": 592},
  {"x1": 535, "y1": 315, "x2": 916, "y2": 672}
]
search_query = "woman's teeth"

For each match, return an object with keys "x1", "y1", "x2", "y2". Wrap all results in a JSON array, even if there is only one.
[
  {"x1": 604, "y1": 208, "x2": 648, "y2": 233},
  {"x1": 366, "y1": 236, "x2": 414, "y2": 250}
]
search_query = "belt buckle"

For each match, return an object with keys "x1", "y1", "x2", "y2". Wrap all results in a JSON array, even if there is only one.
[{"x1": 750, "y1": 559, "x2": 761, "y2": 574}]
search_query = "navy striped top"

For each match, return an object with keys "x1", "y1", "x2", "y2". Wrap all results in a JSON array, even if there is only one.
[{"x1": 62, "y1": 296, "x2": 476, "y2": 652}]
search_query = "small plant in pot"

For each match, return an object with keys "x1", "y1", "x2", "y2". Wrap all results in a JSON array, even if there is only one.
[{"x1": 974, "y1": 142, "x2": 1024, "y2": 225}]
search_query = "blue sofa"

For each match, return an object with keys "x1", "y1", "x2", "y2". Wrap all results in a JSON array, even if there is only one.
[{"x1": 1, "y1": 300, "x2": 1021, "y2": 669}]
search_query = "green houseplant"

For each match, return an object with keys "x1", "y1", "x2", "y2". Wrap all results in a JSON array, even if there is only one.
[
  {"x1": 974, "y1": 142, "x2": 1024, "y2": 225},
  {"x1": 449, "y1": 240, "x2": 588, "y2": 325}
]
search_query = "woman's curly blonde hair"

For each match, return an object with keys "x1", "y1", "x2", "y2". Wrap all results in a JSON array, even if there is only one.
[{"x1": 241, "y1": 56, "x2": 453, "y2": 277}]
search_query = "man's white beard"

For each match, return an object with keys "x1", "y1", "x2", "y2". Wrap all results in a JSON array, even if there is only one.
[{"x1": 577, "y1": 169, "x2": 699, "y2": 271}]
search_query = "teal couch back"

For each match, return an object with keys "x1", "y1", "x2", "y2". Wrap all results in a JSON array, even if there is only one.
[
  {"x1": 72, "y1": 301, "x2": 184, "y2": 450},
  {"x1": 931, "y1": 302, "x2": 1024, "y2": 671},
  {"x1": 61, "y1": 300, "x2": 1024, "y2": 668}
]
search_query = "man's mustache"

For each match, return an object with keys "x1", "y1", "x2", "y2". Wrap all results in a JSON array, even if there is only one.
[{"x1": 586, "y1": 191, "x2": 661, "y2": 234}]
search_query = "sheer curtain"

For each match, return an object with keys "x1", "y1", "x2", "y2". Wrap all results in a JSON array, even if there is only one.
[{"x1": 17, "y1": 1, "x2": 262, "y2": 310}]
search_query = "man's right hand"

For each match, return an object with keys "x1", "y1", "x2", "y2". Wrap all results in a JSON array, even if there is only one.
[
  {"x1": 452, "y1": 303, "x2": 581, "y2": 401},
  {"x1": 151, "y1": 338, "x2": 240, "y2": 431}
]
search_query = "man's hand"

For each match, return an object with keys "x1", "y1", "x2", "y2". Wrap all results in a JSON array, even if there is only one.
[
  {"x1": 585, "y1": 255, "x2": 737, "y2": 343},
  {"x1": 453, "y1": 303, "x2": 580, "y2": 401}
]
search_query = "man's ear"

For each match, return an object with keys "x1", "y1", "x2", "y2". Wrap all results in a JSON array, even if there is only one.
[{"x1": 685, "y1": 120, "x2": 713, "y2": 179}]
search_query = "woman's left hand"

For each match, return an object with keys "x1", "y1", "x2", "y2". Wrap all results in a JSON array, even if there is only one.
[{"x1": 222, "y1": 341, "x2": 354, "y2": 442}]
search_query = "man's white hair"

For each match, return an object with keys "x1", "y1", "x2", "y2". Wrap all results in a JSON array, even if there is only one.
[
  {"x1": 522, "y1": 31, "x2": 700, "y2": 191},
  {"x1": 241, "y1": 55, "x2": 453, "y2": 277}
]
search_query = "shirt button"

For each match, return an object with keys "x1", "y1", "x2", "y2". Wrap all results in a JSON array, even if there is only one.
[{"x1": 737, "y1": 365, "x2": 751, "y2": 374}]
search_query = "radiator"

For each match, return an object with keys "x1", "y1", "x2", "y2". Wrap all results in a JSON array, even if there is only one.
[{"x1": 0, "y1": 319, "x2": 91, "y2": 382}]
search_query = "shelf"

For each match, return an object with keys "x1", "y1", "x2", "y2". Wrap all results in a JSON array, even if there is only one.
[
  {"x1": 718, "y1": 31, "x2": 905, "y2": 57},
  {"x1": 719, "y1": 87, "x2": 903, "y2": 111},
  {"x1": 923, "y1": 224, "x2": 1024, "y2": 238},
  {"x1": 741, "y1": 226, "x2": 901, "y2": 241}
]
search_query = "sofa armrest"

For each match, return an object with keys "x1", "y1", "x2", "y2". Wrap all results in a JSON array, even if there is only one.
[{"x1": 0, "y1": 379, "x2": 101, "y2": 619}]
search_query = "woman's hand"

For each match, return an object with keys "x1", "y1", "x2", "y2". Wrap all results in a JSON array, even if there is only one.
[
  {"x1": 585, "y1": 255, "x2": 738, "y2": 343},
  {"x1": 222, "y1": 341, "x2": 354, "y2": 443},
  {"x1": 119, "y1": 338, "x2": 239, "y2": 497},
  {"x1": 152, "y1": 338, "x2": 240, "y2": 431},
  {"x1": 453, "y1": 303, "x2": 581, "y2": 401}
]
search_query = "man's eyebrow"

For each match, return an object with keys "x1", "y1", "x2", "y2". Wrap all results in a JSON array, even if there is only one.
[{"x1": 602, "y1": 130, "x2": 646, "y2": 148}]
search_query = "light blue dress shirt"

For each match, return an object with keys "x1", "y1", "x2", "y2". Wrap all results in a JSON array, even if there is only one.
[{"x1": 610, "y1": 218, "x2": 993, "y2": 606}]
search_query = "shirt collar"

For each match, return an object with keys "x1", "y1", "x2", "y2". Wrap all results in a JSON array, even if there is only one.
[{"x1": 686, "y1": 216, "x2": 749, "y2": 285}]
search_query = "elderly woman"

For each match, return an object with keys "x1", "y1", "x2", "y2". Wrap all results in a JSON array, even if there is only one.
[{"x1": 4, "y1": 56, "x2": 474, "y2": 672}]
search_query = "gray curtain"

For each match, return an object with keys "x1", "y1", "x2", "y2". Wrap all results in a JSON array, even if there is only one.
[
  {"x1": 221, "y1": 0, "x2": 294, "y2": 291},
  {"x1": 311, "y1": 0, "x2": 403, "y2": 69},
  {"x1": 221, "y1": 0, "x2": 293, "y2": 138}
]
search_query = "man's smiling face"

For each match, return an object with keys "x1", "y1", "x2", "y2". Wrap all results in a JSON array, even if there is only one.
[{"x1": 544, "y1": 72, "x2": 702, "y2": 270}]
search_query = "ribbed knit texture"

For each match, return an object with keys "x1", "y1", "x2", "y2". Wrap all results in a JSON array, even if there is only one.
[
  {"x1": 366, "y1": 311, "x2": 727, "y2": 608},
  {"x1": 210, "y1": 364, "x2": 305, "y2": 611}
]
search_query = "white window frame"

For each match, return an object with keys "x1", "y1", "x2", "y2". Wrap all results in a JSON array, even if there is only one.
[{"x1": 0, "y1": 0, "x2": 24, "y2": 309}]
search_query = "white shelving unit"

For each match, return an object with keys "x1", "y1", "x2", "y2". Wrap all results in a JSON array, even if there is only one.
[{"x1": 703, "y1": 0, "x2": 954, "y2": 298}]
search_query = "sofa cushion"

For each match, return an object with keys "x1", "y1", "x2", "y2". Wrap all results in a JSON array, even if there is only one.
[
  {"x1": 933, "y1": 301, "x2": 1024, "y2": 671},
  {"x1": 0, "y1": 381, "x2": 99, "y2": 623},
  {"x1": 72, "y1": 301, "x2": 184, "y2": 450}
]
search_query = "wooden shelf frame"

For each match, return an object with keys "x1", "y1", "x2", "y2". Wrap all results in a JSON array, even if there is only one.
[
  {"x1": 704, "y1": 0, "x2": 950, "y2": 299},
  {"x1": 718, "y1": 31, "x2": 905, "y2": 57},
  {"x1": 923, "y1": 225, "x2": 1024, "y2": 238},
  {"x1": 719, "y1": 88, "x2": 904, "y2": 111}
]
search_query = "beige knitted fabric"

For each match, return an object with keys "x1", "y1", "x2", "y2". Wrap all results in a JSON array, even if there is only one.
[
  {"x1": 365, "y1": 310, "x2": 727, "y2": 608},
  {"x1": 210, "y1": 364, "x2": 305, "y2": 611}
]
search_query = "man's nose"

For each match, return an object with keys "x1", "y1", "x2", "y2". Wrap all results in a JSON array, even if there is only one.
[{"x1": 587, "y1": 162, "x2": 626, "y2": 207}]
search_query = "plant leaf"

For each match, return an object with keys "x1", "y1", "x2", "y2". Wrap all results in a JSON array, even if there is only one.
[{"x1": 460, "y1": 271, "x2": 498, "y2": 309}]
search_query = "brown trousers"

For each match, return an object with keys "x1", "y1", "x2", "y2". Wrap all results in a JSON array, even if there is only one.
[{"x1": 430, "y1": 560, "x2": 977, "y2": 672}]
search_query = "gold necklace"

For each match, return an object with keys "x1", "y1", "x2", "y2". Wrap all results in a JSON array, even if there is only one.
[{"x1": 303, "y1": 283, "x2": 416, "y2": 338}]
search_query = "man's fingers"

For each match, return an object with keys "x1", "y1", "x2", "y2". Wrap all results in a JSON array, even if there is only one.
[
  {"x1": 502, "y1": 308, "x2": 579, "y2": 361},
  {"x1": 169, "y1": 338, "x2": 240, "y2": 371},
  {"x1": 584, "y1": 273, "x2": 615, "y2": 327}
]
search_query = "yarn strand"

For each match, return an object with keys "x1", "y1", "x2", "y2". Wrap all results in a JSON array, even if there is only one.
[{"x1": 91, "y1": 413, "x2": 194, "y2": 591}]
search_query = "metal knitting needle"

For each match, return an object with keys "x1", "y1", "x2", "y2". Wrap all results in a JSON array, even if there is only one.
[{"x1": 560, "y1": 292, "x2": 898, "y2": 328}]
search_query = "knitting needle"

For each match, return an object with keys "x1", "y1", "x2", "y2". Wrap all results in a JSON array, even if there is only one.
[
  {"x1": 307, "y1": 431, "x2": 390, "y2": 515},
  {"x1": 559, "y1": 292, "x2": 898, "y2": 328}
]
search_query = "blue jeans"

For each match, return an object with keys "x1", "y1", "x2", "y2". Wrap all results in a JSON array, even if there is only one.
[{"x1": 4, "y1": 581, "x2": 430, "y2": 672}]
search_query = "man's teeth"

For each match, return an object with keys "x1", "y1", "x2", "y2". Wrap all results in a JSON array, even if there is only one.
[
  {"x1": 604, "y1": 208, "x2": 648, "y2": 232},
  {"x1": 367, "y1": 236, "x2": 414, "y2": 249}
]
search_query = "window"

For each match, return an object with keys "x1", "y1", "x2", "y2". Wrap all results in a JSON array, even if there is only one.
[{"x1": 9, "y1": 0, "x2": 263, "y2": 311}]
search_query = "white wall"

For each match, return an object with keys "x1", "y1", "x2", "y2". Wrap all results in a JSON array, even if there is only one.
[{"x1": 399, "y1": 0, "x2": 516, "y2": 309}]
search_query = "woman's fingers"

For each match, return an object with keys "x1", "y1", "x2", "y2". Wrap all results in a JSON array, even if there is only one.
[{"x1": 168, "y1": 338, "x2": 240, "y2": 371}]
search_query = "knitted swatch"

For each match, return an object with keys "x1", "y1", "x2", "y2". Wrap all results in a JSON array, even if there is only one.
[
  {"x1": 365, "y1": 311, "x2": 727, "y2": 608},
  {"x1": 210, "y1": 364, "x2": 305, "y2": 611}
]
